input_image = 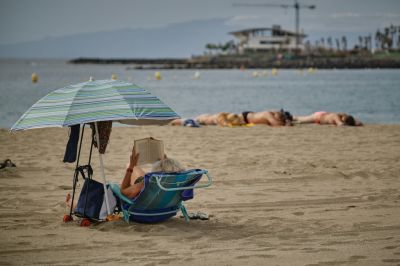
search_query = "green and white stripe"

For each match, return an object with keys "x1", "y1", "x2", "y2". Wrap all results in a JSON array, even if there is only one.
[{"x1": 11, "y1": 79, "x2": 180, "y2": 131}]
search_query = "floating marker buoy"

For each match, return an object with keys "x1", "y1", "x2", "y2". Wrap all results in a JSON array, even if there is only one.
[
  {"x1": 252, "y1": 71, "x2": 259, "y2": 78},
  {"x1": 111, "y1": 74, "x2": 117, "y2": 80},
  {"x1": 271, "y1": 68, "x2": 278, "y2": 76},
  {"x1": 31, "y1": 73, "x2": 38, "y2": 83},
  {"x1": 154, "y1": 71, "x2": 162, "y2": 80},
  {"x1": 193, "y1": 71, "x2": 200, "y2": 79},
  {"x1": 308, "y1": 67, "x2": 315, "y2": 74}
]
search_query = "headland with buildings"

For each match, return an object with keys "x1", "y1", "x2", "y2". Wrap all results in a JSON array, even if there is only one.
[{"x1": 70, "y1": 24, "x2": 400, "y2": 69}]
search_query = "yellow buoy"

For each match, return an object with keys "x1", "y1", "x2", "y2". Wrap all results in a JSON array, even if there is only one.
[
  {"x1": 271, "y1": 68, "x2": 278, "y2": 76},
  {"x1": 252, "y1": 71, "x2": 259, "y2": 78},
  {"x1": 308, "y1": 67, "x2": 315, "y2": 74},
  {"x1": 111, "y1": 74, "x2": 117, "y2": 80},
  {"x1": 31, "y1": 73, "x2": 38, "y2": 83},
  {"x1": 154, "y1": 71, "x2": 162, "y2": 80}
]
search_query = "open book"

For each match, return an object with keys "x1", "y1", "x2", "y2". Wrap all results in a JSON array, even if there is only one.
[{"x1": 134, "y1": 137, "x2": 164, "y2": 165}]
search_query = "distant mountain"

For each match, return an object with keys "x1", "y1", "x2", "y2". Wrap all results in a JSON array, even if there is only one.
[{"x1": 0, "y1": 19, "x2": 235, "y2": 59}]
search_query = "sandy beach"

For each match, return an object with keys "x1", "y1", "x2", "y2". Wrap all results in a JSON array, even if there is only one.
[{"x1": 1, "y1": 124, "x2": 400, "y2": 265}]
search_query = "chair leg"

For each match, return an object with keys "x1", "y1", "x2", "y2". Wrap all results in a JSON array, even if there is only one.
[
  {"x1": 122, "y1": 210, "x2": 130, "y2": 223},
  {"x1": 180, "y1": 203, "x2": 190, "y2": 223}
]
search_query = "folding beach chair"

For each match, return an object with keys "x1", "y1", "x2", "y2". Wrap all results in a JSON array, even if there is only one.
[{"x1": 109, "y1": 169, "x2": 212, "y2": 223}]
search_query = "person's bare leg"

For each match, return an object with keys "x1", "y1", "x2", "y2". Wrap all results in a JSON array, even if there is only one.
[
  {"x1": 169, "y1": 119, "x2": 183, "y2": 126},
  {"x1": 293, "y1": 114, "x2": 316, "y2": 124}
]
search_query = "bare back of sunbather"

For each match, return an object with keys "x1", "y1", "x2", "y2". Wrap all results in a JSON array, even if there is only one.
[{"x1": 246, "y1": 111, "x2": 288, "y2": 126}]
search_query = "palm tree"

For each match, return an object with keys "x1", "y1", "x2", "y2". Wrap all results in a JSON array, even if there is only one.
[
  {"x1": 397, "y1": 26, "x2": 400, "y2": 49},
  {"x1": 341, "y1": 36, "x2": 347, "y2": 51},
  {"x1": 383, "y1": 27, "x2": 391, "y2": 49},
  {"x1": 358, "y1": 36, "x2": 363, "y2": 49},
  {"x1": 327, "y1": 37, "x2": 333, "y2": 50},
  {"x1": 375, "y1": 29, "x2": 383, "y2": 50},
  {"x1": 320, "y1": 37, "x2": 325, "y2": 49},
  {"x1": 335, "y1": 38, "x2": 340, "y2": 51},
  {"x1": 205, "y1": 43, "x2": 218, "y2": 55},
  {"x1": 390, "y1": 24, "x2": 396, "y2": 48}
]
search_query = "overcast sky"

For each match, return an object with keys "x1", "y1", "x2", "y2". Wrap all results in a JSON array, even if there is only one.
[{"x1": 1, "y1": 0, "x2": 400, "y2": 45}]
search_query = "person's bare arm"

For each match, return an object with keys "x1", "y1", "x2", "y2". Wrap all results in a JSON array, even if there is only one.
[
  {"x1": 333, "y1": 114, "x2": 344, "y2": 126},
  {"x1": 121, "y1": 147, "x2": 139, "y2": 196},
  {"x1": 121, "y1": 182, "x2": 143, "y2": 199}
]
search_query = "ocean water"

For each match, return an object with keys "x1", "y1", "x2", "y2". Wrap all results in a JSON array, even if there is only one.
[{"x1": 1, "y1": 59, "x2": 400, "y2": 128}]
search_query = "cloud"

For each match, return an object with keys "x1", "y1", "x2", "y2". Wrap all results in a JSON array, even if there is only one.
[
  {"x1": 374, "y1": 12, "x2": 400, "y2": 18},
  {"x1": 330, "y1": 12, "x2": 361, "y2": 19},
  {"x1": 224, "y1": 15, "x2": 261, "y2": 26}
]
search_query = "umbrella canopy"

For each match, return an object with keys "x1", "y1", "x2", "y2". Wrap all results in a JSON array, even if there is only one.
[{"x1": 11, "y1": 79, "x2": 180, "y2": 131}]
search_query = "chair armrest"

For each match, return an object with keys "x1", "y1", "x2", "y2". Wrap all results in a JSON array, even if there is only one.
[
  {"x1": 153, "y1": 171, "x2": 213, "y2": 192},
  {"x1": 109, "y1": 183, "x2": 134, "y2": 204}
]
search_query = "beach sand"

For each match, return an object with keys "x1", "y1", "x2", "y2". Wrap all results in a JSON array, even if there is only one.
[{"x1": 0, "y1": 125, "x2": 400, "y2": 265}]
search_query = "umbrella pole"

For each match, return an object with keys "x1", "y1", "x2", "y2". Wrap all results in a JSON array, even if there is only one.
[
  {"x1": 94, "y1": 122, "x2": 111, "y2": 215},
  {"x1": 69, "y1": 124, "x2": 85, "y2": 217}
]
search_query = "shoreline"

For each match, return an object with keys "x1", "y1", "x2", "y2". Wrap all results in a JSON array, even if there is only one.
[{"x1": 69, "y1": 57, "x2": 400, "y2": 69}]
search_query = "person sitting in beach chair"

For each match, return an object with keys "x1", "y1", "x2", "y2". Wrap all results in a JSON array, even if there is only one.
[
  {"x1": 110, "y1": 145, "x2": 212, "y2": 223},
  {"x1": 120, "y1": 147, "x2": 184, "y2": 199},
  {"x1": 293, "y1": 112, "x2": 363, "y2": 126},
  {"x1": 240, "y1": 109, "x2": 293, "y2": 126}
]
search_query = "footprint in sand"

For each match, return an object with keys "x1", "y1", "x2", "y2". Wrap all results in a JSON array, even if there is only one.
[
  {"x1": 383, "y1": 245, "x2": 398, "y2": 250},
  {"x1": 58, "y1": 185, "x2": 72, "y2": 190}
]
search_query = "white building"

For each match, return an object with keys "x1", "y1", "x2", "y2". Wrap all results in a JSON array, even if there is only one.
[{"x1": 230, "y1": 25, "x2": 307, "y2": 53}]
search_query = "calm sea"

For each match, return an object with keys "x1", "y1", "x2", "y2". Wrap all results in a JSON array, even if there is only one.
[{"x1": 1, "y1": 59, "x2": 400, "y2": 128}]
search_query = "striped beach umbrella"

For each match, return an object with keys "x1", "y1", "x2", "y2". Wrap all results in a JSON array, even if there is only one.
[
  {"x1": 11, "y1": 79, "x2": 180, "y2": 217},
  {"x1": 11, "y1": 79, "x2": 180, "y2": 131}
]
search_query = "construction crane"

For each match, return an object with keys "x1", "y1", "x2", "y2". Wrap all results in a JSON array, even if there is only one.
[{"x1": 233, "y1": 0, "x2": 316, "y2": 49}]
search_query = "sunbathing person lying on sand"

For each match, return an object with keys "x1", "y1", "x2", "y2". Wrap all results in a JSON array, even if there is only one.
[
  {"x1": 228, "y1": 113, "x2": 247, "y2": 126},
  {"x1": 194, "y1": 112, "x2": 245, "y2": 126},
  {"x1": 293, "y1": 112, "x2": 363, "y2": 126},
  {"x1": 171, "y1": 113, "x2": 245, "y2": 127},
  {"x1": 120, "y1": 146, "x2": 185, "y2": 198},
  {"x1": 240, "y1": 109, "x2": 293, "y2": 126}
]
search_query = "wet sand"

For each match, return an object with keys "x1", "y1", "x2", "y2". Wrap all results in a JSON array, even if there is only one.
[{"x1": 1, "y1": 125, "x2": 400, "y2": 265}]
